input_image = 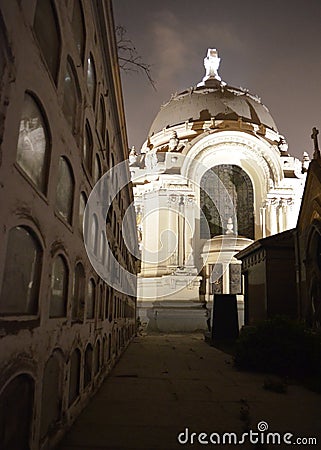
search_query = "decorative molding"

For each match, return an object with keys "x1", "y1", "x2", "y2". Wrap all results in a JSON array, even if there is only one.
[
  {"x1": 182, "y1": 131, "x2": 283, "y2": 195},
  {"x1": 242, "y1": 249, "x2": 266, "y2": 270}
]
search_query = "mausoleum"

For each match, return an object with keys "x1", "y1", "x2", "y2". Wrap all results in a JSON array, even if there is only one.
[{"x1": 130, "y1": 49, "x2": 308, "y2": 332}]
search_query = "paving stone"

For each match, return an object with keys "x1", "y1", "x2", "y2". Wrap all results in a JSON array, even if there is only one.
[{"x1": 57, "y1": 334, "x2": 321, "y2": 450}]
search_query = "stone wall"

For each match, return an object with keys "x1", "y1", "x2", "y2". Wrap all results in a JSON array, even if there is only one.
[{"x1": 0, "y1": 1, "x2": 138, "y2": 449}]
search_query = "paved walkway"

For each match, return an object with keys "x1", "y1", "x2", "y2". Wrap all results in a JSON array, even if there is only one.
[{"x1": 58, "y1": 334, "x2": 320, "y2": 450}]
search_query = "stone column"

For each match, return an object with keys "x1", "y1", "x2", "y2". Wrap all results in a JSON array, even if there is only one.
[
  {"x1": 260, "y1": 204, "x2": 266, "y2": 238},
  {"x1": 279, "y1": 198, "x2": 287, "y2": 232},
  {"x1": 168, "y1": 194, "x2": 178, "y2": 266},
  {"x1": 207, "y1": 264, "x2": 211, "y2": 302},
  {"x1": 140, "y1": 190, "x2": 160, "y2": 276},
  {"x1": 284, "y1": 198, "x2": 294, "y2": 230},
  {"x1": 177, "y1": 195, "x2": 185, "y2": 267},
  {"x1": 277, "y1": 200, "x2": 282, "y2": 233},
  {"x1": 184, "y1": 194, "x2": 195, "y2": 267},
  {"x1": 265, "y1": 199, "x2": 271, "y2": 236},
  {"x1": 267, "y1": 198, "x2": 278, "y2": 236}
]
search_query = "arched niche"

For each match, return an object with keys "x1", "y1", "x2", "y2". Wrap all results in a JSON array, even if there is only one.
[
  {"x1": 200, "y1": 164, "x2": 254, "y2": 239},
  {"x1": 0, "y1": 374, "x2": 34, "y2": 449},
  {"x1": 181, "y1": 130, "x2": 284, "y2": 240}
]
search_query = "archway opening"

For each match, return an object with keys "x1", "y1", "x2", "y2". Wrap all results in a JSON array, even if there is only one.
[{"x1": 200, "y1": 164, "x2": 254, "y2": 239}]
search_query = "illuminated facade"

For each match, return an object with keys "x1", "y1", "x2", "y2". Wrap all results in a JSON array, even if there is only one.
[{"x1": 130, "y1": 49, "x2": 308, "y2": 332}]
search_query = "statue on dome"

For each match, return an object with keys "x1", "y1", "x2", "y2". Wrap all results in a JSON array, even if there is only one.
[
  {"x1": 204, "y1": 49, "x2": 221, "y2": 81},
  {"x1": 197, "y1": 48, "x2": 225, "y2": 87}
]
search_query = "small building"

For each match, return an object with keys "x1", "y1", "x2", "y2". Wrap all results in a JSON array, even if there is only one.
[
  {"x1": 296, "y1": 134, "x2": 321, "y2": 328},
  {"x1": 236, "y1": 130, "x2": 321, "y2": 329},
  {"x1": 236, "y1": 230, "x2": 298, "y2": 325}
]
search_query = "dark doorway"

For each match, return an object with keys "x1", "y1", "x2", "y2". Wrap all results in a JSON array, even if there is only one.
[{"x1": 0, "y1": 374, "x2": 34, "y2": 450}]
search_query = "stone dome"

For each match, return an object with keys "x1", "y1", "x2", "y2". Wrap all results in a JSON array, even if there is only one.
[
  {"x1": 149, "y1": 49, "x2": 278, "y2": 136},
  {"x1": 149, "y1": 85, "x2": 278, "y2": 135}
]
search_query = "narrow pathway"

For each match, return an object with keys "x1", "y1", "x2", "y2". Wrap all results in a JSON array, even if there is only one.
[{"x1": 58, "y1": 334, "x2": 320, "y2": 449}]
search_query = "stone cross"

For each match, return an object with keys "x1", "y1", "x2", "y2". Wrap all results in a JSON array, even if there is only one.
[{"x1": 311, "y1": 127, "x2": 320, "y2": 159}]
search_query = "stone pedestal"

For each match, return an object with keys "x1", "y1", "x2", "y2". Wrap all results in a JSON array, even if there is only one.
[
  {"x1": 137, "y1": 299, "x2": 207, "y2": 332},
  {"x1": 137, "y1": 271, "x2": 204, "y2": 332}
]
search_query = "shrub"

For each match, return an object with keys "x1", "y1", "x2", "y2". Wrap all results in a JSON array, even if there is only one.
[{"x1": 234, "y1": 317, "x2": 321, "y2": 380}]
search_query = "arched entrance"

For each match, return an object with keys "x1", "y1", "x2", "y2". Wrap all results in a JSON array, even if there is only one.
[{"x1": 200, "y1": 164, "x2": 254, "y2": 239}]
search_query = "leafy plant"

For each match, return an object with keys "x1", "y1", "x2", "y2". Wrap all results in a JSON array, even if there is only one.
[{"x1": 234, "y1": 317, "x2": 321, "y2": 383}]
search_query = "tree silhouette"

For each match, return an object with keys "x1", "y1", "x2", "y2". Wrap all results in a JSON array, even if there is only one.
[{"x1": 116, "y1": 25, "x2": 156, "y2": 90}]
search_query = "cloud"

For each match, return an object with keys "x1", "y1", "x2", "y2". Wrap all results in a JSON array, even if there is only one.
[
  {"x1": 151, "y1": 12, "x2": 189, "y2": 82},
  {"x1": 149, "y1": 10, "x2": 245, "y2": 90}
]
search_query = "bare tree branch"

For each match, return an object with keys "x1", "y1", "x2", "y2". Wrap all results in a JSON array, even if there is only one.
[{"x1": 116, "y1": 25, "x2": 156, "y2": 91}]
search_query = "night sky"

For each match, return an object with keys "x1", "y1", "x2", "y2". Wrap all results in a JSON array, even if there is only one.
[{"x1": 114, "y1": 0, "x2": 321, "y2": 159}]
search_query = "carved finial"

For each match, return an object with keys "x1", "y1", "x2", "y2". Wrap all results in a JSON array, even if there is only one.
[
  {"x1": 146, "y1": 136, "x2": 153, "y2": 150},
  {"x1": 129, "y1": 146, "x2": 138, "y2": 165},
  {"x1": 197, "y1": 49, "x2": 226, "y2": 87},
  {"x1": 311, "y1": 127, "x2": 320, "y2": 159},
  {"x1": 278, "y1": 135, "x2": 289, "y2": 156},
  {"x1": 225, "y1": 217, "x2": 234, "y2": 235},
  {"x1": 301, "y1": 151, "x2": 310, "y2": 173}
]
